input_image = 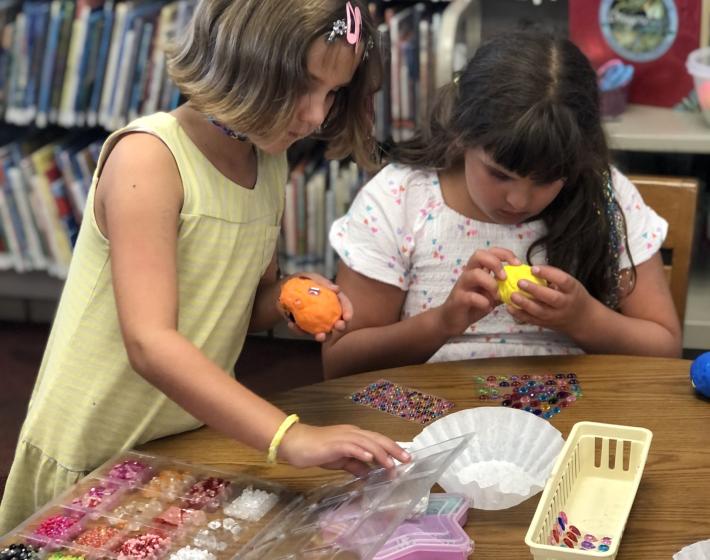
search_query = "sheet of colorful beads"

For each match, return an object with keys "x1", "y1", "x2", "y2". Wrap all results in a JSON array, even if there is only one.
[
  {"x1": 473, "y1": 372, "x2": 583, "y2": 420},
  {"x1": 0, "y1": 452, "x2": 296, "y2": 560},
  {"x1": 349, "y1": 379, "x2": 456, "y2": 424}
]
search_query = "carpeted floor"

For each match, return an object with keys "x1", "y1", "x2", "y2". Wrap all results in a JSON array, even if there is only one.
[{"x1": 0, "y1": 321, "x2": 323, "y2": 504}]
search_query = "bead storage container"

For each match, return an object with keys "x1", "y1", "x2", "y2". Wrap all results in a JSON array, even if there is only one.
[
  {"x1": 525, "y1": 422, "x2": 653, "y2": 560},
  {"x1": 2, "y1": 436, "x2": 470, "y2": 560},
  {"x1": 373, "y1": 493, "x2": 472, "y2": 560},
  {"x1": 234, "y1": 435, "x2": 470, "y2": 559}
]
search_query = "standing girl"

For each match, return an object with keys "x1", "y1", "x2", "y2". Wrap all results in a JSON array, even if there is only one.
[
  {"x1": 323, "y1": 32, "x2": 681, "y2": 379},
  {"x1": 0, "y1": 0, "x2": 409, "y2": 534}
]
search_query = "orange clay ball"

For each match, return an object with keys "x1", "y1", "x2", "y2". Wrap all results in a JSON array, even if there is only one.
[{"x1": 279, "y1": 276, "x2": 343, "y2": 335}]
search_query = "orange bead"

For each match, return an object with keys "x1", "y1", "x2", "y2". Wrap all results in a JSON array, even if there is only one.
[{"x1": 279, "y1": 277, "x2": 342, "y2": 335}]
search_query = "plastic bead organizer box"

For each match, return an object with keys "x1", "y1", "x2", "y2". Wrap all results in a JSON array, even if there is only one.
[{"x1": 0, "y1": 435, "x2": 469, "y2": 560}]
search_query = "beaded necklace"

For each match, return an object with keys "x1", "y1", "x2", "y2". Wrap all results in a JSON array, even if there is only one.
[{"x1": 207, "y1": 116, "x2": 248, "y2": 141}]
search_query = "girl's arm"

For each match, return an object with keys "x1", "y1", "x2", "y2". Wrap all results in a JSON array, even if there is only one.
[
  {"x1": 322, "y1": 264, "x2": 450, "y2": 379},
  {"x1": 247, "y1": 251, "x2": 283, "y2": 333},
  {"x1": 97, "y1": 133, "x2": 407, "y2": 472},
  {"x1": 507, "y1": 253, "x2": 682, "y2": 357},
  {"x1": 323, "y1": 248, "x2": 517, "y2": 379}
]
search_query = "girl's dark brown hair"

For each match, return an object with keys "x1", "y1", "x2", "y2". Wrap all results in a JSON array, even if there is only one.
[
  {"x1": 392, "y1": 31, "x2": 634, "y2": 307},
  {"x1": 167, "y1": 0, "x2": 382, "y2": 170}
]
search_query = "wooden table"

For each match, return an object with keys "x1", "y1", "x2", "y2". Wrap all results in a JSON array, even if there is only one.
[{"x1": 140, "y1": 355, "x2": 710, "y2": 559}]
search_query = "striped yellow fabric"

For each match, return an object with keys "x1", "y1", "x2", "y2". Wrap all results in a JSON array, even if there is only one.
[{"x1": 0, "y1": 113, "x2": 286, "y2": 533}]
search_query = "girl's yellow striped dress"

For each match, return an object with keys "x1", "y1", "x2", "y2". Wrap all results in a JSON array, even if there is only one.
[{"x1": 0, "y1": 112, "x2": 286, "y2": 534}]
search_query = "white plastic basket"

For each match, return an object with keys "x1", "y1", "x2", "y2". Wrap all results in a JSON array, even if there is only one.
[{"x1": 525, "y1": 422, "x2": 652, "y2": 560}]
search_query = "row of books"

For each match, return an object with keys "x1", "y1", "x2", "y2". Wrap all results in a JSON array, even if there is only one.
[
  {"x1": 0, "y1": 0, "x2": 456, "y2": 140},
  {"x1": 0, "y1": 0, "x2": 196, "y2": 131},
  {"x1": 281, "y1": 159, "x2": 365, "y2": 280},
  {"x1": 376, "y1": 3, "x2": 442, "y2": 143},
  {"x1": 0, "y1": 127, "x2": 105, "y2": 276},
  {"x1": 0, "y1": 124, "x2": 366, "y2": 280}
]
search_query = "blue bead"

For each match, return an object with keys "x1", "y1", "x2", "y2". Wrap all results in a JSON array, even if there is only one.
[{"x1": 598, "y1": 544, "x2": 609, "y2": 552}]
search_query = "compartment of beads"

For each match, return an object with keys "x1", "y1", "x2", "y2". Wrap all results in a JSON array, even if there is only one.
[
  {"x1": 18, "y1": 506, "x2": 86, "y2": 550},
  {"x1": 66, "y1": 479, "x2": 126, "y2": 517},
  {"x1": 525, "y1": 422, "x2": 653, "y2": 560}
]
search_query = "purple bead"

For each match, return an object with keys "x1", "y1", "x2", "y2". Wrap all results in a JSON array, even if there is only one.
[{"x1": 580, "y1": 541, "x2": 595, "y2": 550}]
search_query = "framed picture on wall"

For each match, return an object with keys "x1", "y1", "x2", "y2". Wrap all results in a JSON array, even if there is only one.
[{"x1": 569, "y1": 0, "x2": 704, "y2": 108}]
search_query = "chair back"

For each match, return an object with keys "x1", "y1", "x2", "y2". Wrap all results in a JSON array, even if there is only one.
[{"x1": 629, "y1": 175, "x2": 698, "y2": 324}]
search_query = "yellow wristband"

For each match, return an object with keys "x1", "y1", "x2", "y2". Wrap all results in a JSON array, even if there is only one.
[{"x1": 267, "y1": 414, "x2": 300, "y2": 465}]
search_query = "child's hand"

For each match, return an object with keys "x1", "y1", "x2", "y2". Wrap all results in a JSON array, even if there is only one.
[
  {"x1": 279, "y1": 273, "x2": 353, "y2": 342},
  {"x1": 437, "y1": 248, "x2": 521, "y2": 337},
  {"x1": 278, "y1": 423, "x2": 411, "y2": 476},
  {"x1": 505, "y1": 265, "x2": 593, "y2": 334}
]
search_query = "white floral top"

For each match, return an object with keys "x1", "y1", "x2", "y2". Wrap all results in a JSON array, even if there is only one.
[{"x1": 329, "y1": 164, "x2": 668, "y2": 362}]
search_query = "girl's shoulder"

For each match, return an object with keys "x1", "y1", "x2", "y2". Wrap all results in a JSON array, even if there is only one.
[
  {"x1": 361, "y1": 163, "x2": 442, "y2": 208},
  {"x1": 610, "y1": 166, "x2": 642, "y2": 203}
]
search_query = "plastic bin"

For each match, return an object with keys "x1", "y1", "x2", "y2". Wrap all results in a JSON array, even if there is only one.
[
  {"x1": 525, "y1": 422, "x2": 652, "y2": 560},
  {"x1": 687, "y1": 47, "x2": 710, "y2": 126}
]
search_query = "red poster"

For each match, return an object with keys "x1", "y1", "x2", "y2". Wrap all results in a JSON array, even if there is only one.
[{"x1": 569, "y1": 0, "x2": 702, "y2": 107}]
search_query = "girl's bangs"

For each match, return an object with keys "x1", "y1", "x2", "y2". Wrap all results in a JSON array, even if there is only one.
[{"x1": 480, "y1": 102, "x2": 588, "y2": 184}]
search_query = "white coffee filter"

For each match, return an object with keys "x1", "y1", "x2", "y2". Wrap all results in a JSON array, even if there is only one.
[
  {"x1": 674, "y1": 539, "x2": 710, "y2": 560},
  {"x1": 410, "y1": 407, "x2": 564, "y2": 510}
]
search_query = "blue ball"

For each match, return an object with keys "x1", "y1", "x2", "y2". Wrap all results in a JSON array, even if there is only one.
[{"x1": 690, "y1": 352, "x2": 710, "y2": 398}]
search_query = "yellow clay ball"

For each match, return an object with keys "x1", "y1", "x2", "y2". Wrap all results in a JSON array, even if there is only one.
[
  {"x1": 497, "y1": 264, "x2": 546, "y2": 307},
  {"x1": 279, "y1": 277, "x2": 343, "y2": 335}
]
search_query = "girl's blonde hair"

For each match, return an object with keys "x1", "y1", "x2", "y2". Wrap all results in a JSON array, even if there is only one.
[{"x1": 168, "y1": 0, "x2": 382, "y2": 169}]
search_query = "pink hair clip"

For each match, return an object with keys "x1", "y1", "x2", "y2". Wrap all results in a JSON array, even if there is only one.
[
  {"x1": 327, "y1": 1, "x2": 361, "y2": 47},
  {"x1": 345, "y1": 1, "x2": 361, "y2": 46}
]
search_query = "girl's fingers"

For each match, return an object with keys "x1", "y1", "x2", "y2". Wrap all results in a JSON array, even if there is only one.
[
  {"x1": 338, "y1": 440, "x2": 374, "y2": 463},
  {"x1": 530, "y1": 265, "x2": 574, "y2": 292},
  {"x1": 299, "y1": 272, "x2": 339, "y2": 291},
  {"x1": 346, "y1": 434, "x2": 394, "y2": 468},
  {"x1": 510, "y1": 292, "x2": 549, "y2": 318},
  {"x1": 336, "y1": 291, "x2": 354, "y2": 322},
  {"x1": 518, "y1": 280, "x2": 564, "y2": 308},
  {"x1": 488, "y1": 247, "x2": 521, "y2": 266},
  {"x1": 459, "y1": 269, "x2": 500, "y2": 303},
  {"x1": 467, "y1": 252, "x2": 505, "y2": 279},
  {"x1": 506, "y1": 305, "x2": 535, "y2": 325},
  {"x1": 339, "y1": 458, "x2": 371, "y2": 477},
  {"x1": 359, "y1": 430, "x2": 411, "y2": 463}
]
